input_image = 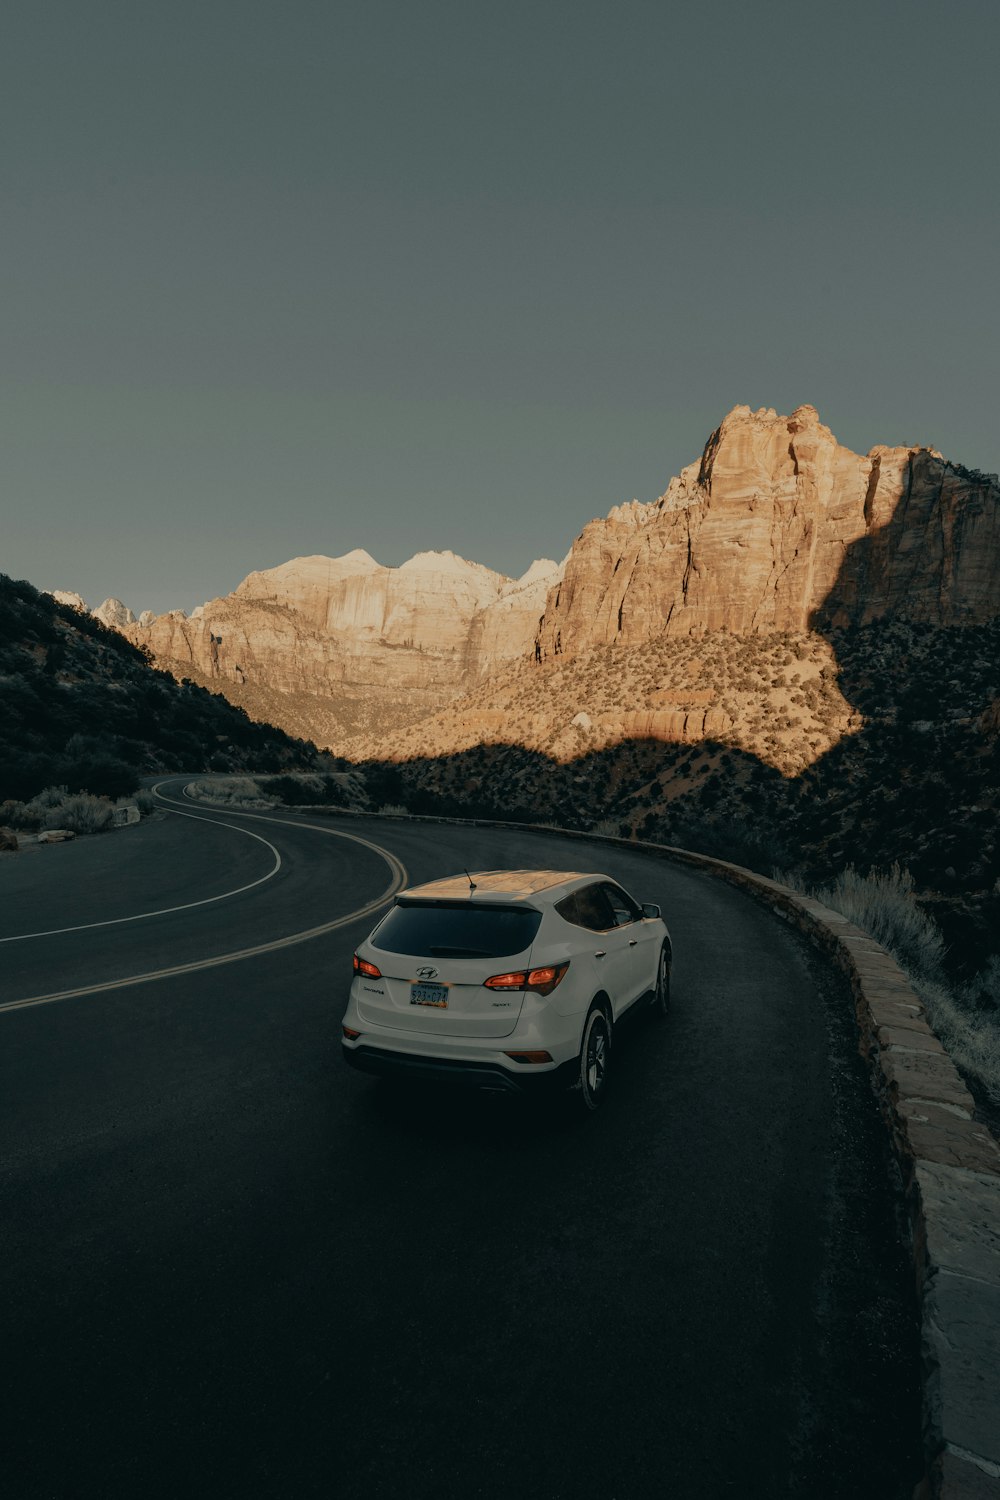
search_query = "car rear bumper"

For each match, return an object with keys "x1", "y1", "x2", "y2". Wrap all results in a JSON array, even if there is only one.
[{"x1": 342, "y1": 1042, "x2": 577, "y2": 1094}]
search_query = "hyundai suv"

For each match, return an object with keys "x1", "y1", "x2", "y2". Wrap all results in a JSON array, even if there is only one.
[{"x1": 341, "y1": 869, "x2": 671, "y2": 1109}]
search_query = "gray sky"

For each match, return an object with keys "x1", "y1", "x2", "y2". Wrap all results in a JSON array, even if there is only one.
[{"x1": 3, "y1": 0, "x2": 998, "y2": 615}]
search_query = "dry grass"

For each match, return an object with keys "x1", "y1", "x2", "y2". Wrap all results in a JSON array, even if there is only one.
[
  {"x1": 811, "y1": 863, "x2": 946, "y2": 978},
  {"x1": 184, "y1": 777, "x2": 274, "y2": 808},
  {"x1": 787, "y1": 862, "x2": 1000, "y2": 1106},
  {"x1": 43, "y1": 794, "x2": 115, "y2": 834},
  {"x1": 910, "y1": 968, "x2": 1000, "y2": 1107}
]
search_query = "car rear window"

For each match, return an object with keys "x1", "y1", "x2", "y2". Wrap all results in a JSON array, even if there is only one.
[{"x1": 371, "y1": 901, "x2": 543, "y2": 958}]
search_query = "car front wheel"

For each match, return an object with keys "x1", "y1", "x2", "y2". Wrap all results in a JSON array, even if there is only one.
[{"x1": 575, "y1": 1004, "x2": 611, "y2": 1111}]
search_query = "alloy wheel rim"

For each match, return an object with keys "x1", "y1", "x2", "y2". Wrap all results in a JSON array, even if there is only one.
[{"x1": 587, "y1": 1020, "x2": 607, "y2": 1093}]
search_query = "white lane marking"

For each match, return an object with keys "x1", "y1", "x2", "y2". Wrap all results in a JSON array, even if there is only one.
[
  {"x1": 0, "y1": 811, "x2": 282, "y2": 944},
  {"x1": 153, "y1": 780, "x2": 410, "y2": 869},
  {"x1": 0, "y1": 786, "x2": 409, "y2": 1015},
  {"x1": 0, "y1": 886, "x2": 403, "y2": 1015}
]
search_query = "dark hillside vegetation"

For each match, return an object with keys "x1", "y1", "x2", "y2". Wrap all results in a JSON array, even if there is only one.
[
  {"x1": 0, "y1": 574, "x2": 323, "y2": 803},
  {"x1": 355, "y1": 621, "x2": 1000, "y2": 1109},
  {"x1": 360, "y1": 620, "x2": 1000, "y2": 975}
]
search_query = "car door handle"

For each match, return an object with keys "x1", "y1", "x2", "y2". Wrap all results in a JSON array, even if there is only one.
[
  {"x1": 629, "y1": 939, "x2": 638, "y2": 946},
  {"x1": 594, "y1": 950, "x2": 606, "y2": 959}
]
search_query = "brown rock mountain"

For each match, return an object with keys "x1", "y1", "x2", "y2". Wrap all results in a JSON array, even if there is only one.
[
  {"x1": 535, "y1": 404, "x2": 1000, "y2": 663},
  {"x1": 94, "y1": 404, "x2": 998, "y2": 752},
  {"x1": 125, "y1": 549, "x2": 562, "y2": 742}
]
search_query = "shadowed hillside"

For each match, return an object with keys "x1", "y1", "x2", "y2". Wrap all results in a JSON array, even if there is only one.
[
  {"x1": 353, "y1": 469, "x2": 1000, "y2": 982},
  {"x1": 0, "y1": 574, "x2": 327, "y2": 804}
]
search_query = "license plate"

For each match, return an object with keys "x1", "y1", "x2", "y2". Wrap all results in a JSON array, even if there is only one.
[{"x1": 410, "y1": 981, "x2": 449, "y2": 1008}]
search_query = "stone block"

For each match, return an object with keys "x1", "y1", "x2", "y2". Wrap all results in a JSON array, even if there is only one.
[
  {"x1": 924, "y1": 1274, "x2": 1000, "y2": 1471},
  {"x1": 882, "y1": 1049, "x2": 976, "y2": 1113},
  {"x1": 897, "y1": 1105, "x2": 1000, "y2": 1174},
  {"x1": 865, "y1": 993, "x2": 927, "y2": 1029},
  {"x1": 880, "y1": 1025, "x2": 947, "y2": 1055},
  {"x1": 916, "y1": 1163, "x2": 1000, "y2": 1281}
]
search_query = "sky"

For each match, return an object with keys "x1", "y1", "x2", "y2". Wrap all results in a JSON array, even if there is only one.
[{"x1": 2, "y1": 0, "x2": 999, "y2": 615}]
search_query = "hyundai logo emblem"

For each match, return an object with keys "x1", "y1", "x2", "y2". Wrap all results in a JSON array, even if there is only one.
[{"x1": 416, "y1": 966, "x2": 439, "y2": 980}]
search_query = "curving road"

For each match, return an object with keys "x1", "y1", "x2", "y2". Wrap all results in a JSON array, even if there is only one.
[{"x1": 0, "y1": 781, "x2": 922, "y2": 1498}]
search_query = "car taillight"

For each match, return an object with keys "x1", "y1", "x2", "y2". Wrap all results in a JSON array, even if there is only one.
[
  {"x1": 526, "y1": 963, "x2": 569, "y2": 995},
  {"x1": 484, "y1": 970, "x2": 527, "y2": 990},
  {"x1": 484, "y1": 962, "x2": 569, "y2": 996},
  {"x1": 353, "y1": 954, "x2": 382, "y2": 979}
]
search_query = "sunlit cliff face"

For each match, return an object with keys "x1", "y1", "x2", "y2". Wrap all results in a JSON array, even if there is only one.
[
  {"x1": 348, "y1": 629, "x2": 859, "y2": 776},
  {"x1": 92, "y1": 404, "x2": 996, "y2": 776},
  {"x1": 350, "y1": 403, "x2": 996, "y2": 776}
]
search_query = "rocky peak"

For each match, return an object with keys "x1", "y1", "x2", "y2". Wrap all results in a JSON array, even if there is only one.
[
  {"x1": 535, "y1": 405, "x2": 1000, "y2": 660},
  {"x1": 49, "y1": 590, "x2": 88, "y2": 611},
  {"x1": 93, "y1": 598, "x2": 138, "y2": 629},
  {"x1": 500, "y1": 558, "x2": 563, "y2": 598}
]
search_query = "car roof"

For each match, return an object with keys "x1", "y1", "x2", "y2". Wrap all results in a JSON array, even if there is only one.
[{"x1": 399, "y1": 869, "x2": 606, "y2": 904}]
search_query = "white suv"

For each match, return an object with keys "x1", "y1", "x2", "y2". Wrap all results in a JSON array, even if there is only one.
[{"x1": 341, "y1": 869, "x2": 671, "y2": 1109}]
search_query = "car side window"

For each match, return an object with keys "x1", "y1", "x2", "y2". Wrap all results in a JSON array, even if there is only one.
[
  {"x1": 602, "y1": 883, "x2": 640, "y2": 927},
  {"x1": 564, "y1": 883, "x2": 616, "y2": 932}
]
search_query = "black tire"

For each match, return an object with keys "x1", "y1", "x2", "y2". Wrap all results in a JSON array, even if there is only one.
[
  {"x1": 574, "y1": 1004, "x2": 612, "y2": 1112},
  {"x1": 651, "y1": 944, "x2": 671, "y2": 1018}
]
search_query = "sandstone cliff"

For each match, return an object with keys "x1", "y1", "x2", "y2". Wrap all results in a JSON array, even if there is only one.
[
  {"x1": 82, "y1": 403, "x2": 999, "y2": 754},
  {"x1": 534, "y1": 405, "x2": 1000, "y2": 661},
  {"x1": 125, "y1": 550, "x2": 562, "y2": 740}
]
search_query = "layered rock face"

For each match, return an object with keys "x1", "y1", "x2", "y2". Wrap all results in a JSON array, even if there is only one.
[
  {"x1": 535, "y1": 405, "x2": 1000, "y2": 660},
  {"x1": 125, "y1": 550, "x2": 562, "y2": 737},
  {"x1": 83, "y1": 403, "x2": 998, "y2": 753}
]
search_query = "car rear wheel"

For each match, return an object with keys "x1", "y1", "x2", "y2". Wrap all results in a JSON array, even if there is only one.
[
  {"x1": 574, "y1": 1004, "x2": 611, "y2": 1111},
  {"x1": 651, "y1": 944, "x2": 671, "y2": 1017}
]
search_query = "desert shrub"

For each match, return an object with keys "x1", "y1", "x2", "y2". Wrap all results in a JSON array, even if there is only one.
[
  {"x1": 184, "y1": 777, "x2": 272, "y2": 808},
  {"x1": 31, "y1": 784, "x2": 70, "y2": 809},
  {"x1": 261, "y1": 773, "x2": 318, "y2": 805},
  {"x1": 2, "y1": 786, "x2": 84, "y2": 829},
  {"x1": 1, "y1": 799, "x2": 41, "y2": 831},
  {"x1": 592, "y1": 816, "x2": 627, "y2": 837},
  {"x1": 784, "y1": 863, "x2": 999, "y2": 1103},
  {"x1": 260, "y1": 772, "x2": 349, "y2": 808},
  {"x1": 44, "y1": 794, "x2": 114, "y2": 834},
  {"x1": 135, "y1": 789, "x2": 157, "y2": 815},
  {"x1": 813, "y1": 863, "x2": 945, "y2": 979},
  {"x1": 910, "y1": 969, "x2": 1000, "y2": 1105}
]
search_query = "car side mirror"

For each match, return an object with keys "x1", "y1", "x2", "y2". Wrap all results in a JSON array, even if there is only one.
[{"x1": 641, "y1": 903, "x2": 661, "y2": 919}]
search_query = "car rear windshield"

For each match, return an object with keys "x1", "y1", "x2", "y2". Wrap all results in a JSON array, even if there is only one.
[{"x1": 371, "y1": 901, "x2": 542, "y2": 959}]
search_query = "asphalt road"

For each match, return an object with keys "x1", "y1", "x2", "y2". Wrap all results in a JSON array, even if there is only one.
[{"x1": 0, "y1": 782, "x2": 922, "y2": 1499}]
